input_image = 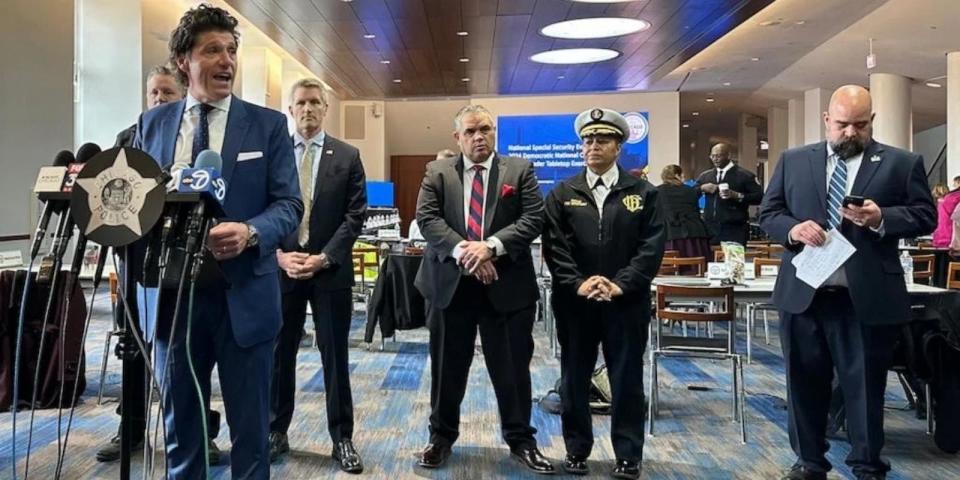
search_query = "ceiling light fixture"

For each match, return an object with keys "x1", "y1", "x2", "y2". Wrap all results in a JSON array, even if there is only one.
[
  {"x1": 459, "y1": 57, "x2": 470, "y2": 63},
  {"x1": 461, "y1": 77, "x2": 471, "y2": 82},
  {"x1": 682, "y1": 123, "x2": 690, "y2": 128},
  {"x1": 750, "y1": 57, "x2": 760, "y2": 62},
  {"x1": 530, "y1": 48, "x2": 620, "y2": 65},
  {"x1": 926, "y1": 82, "x2": 942, "y2": 88},
  {"x1": 392, "y1": 79, "x2": 402, "y2": 83},
  {"x1": 723, "y1": 82, "x2": 731, "y2": 86},
  {"x1": 363, "y1": 34, "x2": 376, "y2": 39},
  {"x1": 456, "y1": 31, "x2": 469, "y2": 36},
  {"x1": 571, "y1": 0, "x2": 639, "y2": 3},
  {"x1": 705, "y1": 98, "x2": 715, "y2": 103},
  {"x1": 557, "y1": 75, "x2": 566, "y2": 79},
  {"x1": 380, "y1": 60, "x2": 390, "y2": 64},
  {"x1": 692, "y1": 112, "x2": 699, "y2": 116},
  {"x1": 540, "y1": 17, "x2": 650, "y2": 40}
]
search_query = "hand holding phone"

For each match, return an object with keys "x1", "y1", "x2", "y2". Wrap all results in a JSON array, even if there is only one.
[{"x1": 843, "y1": 195, "x2": 865, "y2": 208}]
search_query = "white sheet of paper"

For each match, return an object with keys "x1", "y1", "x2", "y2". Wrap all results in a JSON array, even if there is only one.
[{"x1": 790, "y1": 229, "x2": 856, "y2": 289}]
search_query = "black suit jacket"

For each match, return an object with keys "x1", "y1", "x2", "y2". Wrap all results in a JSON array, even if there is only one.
[
  {"x1": 414, "y1": 153, "x2": 544, "y2": 313},
  {"x1": 759, "y1": 140, "x2": 937, "y2": 325},
  {"x1": 695, "y1": 164, "x2": 763, "y2": 226},
  {"x1": 656, "y1": 183, "x2": 709, "y2": 240},
  {"x1": 280, "y1": 135, "x2": 367, "y2": 291},
  {"x1": 115, "y1": 123, "x2": 137, "y2": 148}
]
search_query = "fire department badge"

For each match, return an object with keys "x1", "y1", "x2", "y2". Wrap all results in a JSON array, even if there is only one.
[{"x1": 622, "y1": 194, "x2": 644, "y2": 213}]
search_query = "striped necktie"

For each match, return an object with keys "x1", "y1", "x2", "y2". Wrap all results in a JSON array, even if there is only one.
[
  {"x1": 826, "y1": 153, "x2": 847, "y2": 229},
  {"x1": 298, "y1": 143, "x2": 316, "y2": 246},
  {"x1": 191, "y1": 103, "x2": 215, "y2": 164},
  {"x1": 466, "y1": 165, "x2": 485, "y2": 241}
]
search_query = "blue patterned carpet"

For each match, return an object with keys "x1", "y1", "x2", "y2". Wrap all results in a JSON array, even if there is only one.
[{"x1": 1, "y1": 293, "x2": 957, "y2": 479}]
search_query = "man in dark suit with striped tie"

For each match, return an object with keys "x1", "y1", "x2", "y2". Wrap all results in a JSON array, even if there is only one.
[
  {"x1": 413, "y1": 105, "x2": 553, "y2": 474},
  {"x1": 760, "y1": 85, "x2": 936, "y2": 480}
]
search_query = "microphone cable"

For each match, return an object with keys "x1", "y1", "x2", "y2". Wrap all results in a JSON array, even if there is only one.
[{"x1": 9, "y1": 254, "x2": 39, "y2": 480}]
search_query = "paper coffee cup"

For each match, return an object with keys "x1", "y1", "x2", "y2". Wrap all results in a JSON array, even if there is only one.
[{"x1": 719, "y1": 183, "x2": 730, "y2": 193}]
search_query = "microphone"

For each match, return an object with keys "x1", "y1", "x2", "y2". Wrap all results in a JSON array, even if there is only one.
[
  {"x1": 183, "y1": 151, "x2": 224, "y2": 255},
  {"x1": 53, "y1": 144, "x2": 100, "y2": 254},
  {"x1": 30, "y1": 150, "x2": 74, "y2": 259}
]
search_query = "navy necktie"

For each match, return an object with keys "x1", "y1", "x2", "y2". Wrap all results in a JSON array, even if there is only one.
[
  {"x1": 191, "y1": 103, "x2": 215, "y2": 165},
  {"x1": 827, "y1": 153, "x2": 848, "y2": 229}
]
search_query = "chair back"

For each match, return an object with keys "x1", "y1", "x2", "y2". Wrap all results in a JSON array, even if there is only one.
[
  {"x1": 948, "y1": 262, "x2": 960, "y2": 290},
  {"x1": 659, "y1": 256, "x2": 706, "y2": 277},
  {"x1": 753, "y1": 257, "x2": 782, "y2": 278},
  {"x1": 910, "y1": 254, "x2": 935, "y2": 284},
  {"x1": 655, "y1": 284, "x2": 736, "y2": 353},
  {"x1": 663, "y1": 250, "x2": 679, "y2": 258}
]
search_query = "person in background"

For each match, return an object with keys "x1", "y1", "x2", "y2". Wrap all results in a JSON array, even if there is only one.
[
  {"x1": 933, "y1": 183, "x2": 960, "y2": 248},
  {"x1": 952, "y1": 175, "x2": 960, "y2": 191},
  {"x1": 695, "y1": 143, "x2": 763, "y2": 245},
  {"x1": 98, "y1": 64, "x2": 222, "y2": 465},
  {"x1": 657, "y1": 164, "x2": 711, "y2": 261}
]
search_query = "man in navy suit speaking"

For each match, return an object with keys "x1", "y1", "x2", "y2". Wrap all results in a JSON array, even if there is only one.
[
  {"x1": 760, "y1": 85, "x2": 935, "y2": 480},
  {"x1": 135, "y1": 5, "x2": 301, "y2": 478}
]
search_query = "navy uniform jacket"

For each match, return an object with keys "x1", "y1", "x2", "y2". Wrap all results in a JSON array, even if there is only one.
[
  {"x1": 543, "y1": 167, "x2": 666, "y2": 319},
  {"x1": 695, "y1": 164, "x2": 763, "y2": 226},
  {"x1": 759, "y1": 140, "x2": 936, "y2": 325}
]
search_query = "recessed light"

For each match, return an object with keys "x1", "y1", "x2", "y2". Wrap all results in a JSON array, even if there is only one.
[
  {"x1": 795, "y1": 20, "x2": 806, "y2": 25},
  {"x1": 380, "y1": 60, "x2": 391, "y2": 64},
  {"x1": 926, "y1": 82, "x2": 942, "y2": 88},
  {"x1": 461, "y1": 77, "x2": 470, "y2": 82},
  {"x1": 392, "y1": 79, "x2": 402, "y2": 83},
  {"x1": 530, "y1": 48, "x2": 620, "y2": 65},
  {"x1": 682, "y1": 123, "x2": 690, "y2": 128},
  {"x1": 750, "y1": 57, "x2": 760, "y2": 62},
  {"x1": 456, "y1": 31, "x2": 469, "y2": 36},
  {"x1": 692, "y1": 112, "x2": 699, "y2": 116},
  {"x1": 540, "y1": 17, "x2": 650, "y2": 40},
  {"x1": 363, "y1": 34, "x2": 376, "y2": 39},
  {"x1": 557, "y1": 75, "x2": 565, "y2": 79},
  {"x1": 705, "y1": 98, "x2": 715, "y2": 103},
  {"x1": 459, "y1": 57, "x2": 470, "y2": 63},
  {"x1": 723, "y1": 82, "x2": 731, "y2": 86}
]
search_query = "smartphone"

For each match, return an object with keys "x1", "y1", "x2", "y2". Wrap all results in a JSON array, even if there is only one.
[{"x1": 843, "y1": 195, "x2": 865, "y2": 207}]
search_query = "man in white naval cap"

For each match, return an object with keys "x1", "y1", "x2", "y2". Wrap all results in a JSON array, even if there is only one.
[{"x1": 542, "y1": 108, "x2": 665, "y2": 479}]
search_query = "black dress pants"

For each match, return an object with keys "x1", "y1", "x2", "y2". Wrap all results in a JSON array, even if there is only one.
[
  {"x1": 556, "y1": 301, "x2": 648, "y2": 462},
  {"x1": 270, "y1": 282, "x2": 354, "y2": 442},
  {"x1": 427, "y1": 276, "x2": 537, "y2": 449},
  {"x1": 781, "y1": 288, "x2": 899, "y2": 477}
]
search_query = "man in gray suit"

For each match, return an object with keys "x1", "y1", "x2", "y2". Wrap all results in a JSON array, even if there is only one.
[{"x1": 413, "y1": 105, "x2": 553, "y2": 474}]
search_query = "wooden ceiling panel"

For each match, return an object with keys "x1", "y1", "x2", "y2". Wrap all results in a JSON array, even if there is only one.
[{"x1": 226, "y1": 0, "x2": 774, "y2": 98}]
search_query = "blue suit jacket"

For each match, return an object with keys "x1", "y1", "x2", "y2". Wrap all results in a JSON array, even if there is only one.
[
  {"x1": 759, "y1": 140, "x2": 936, "y2": 325},
  {"x1": 135, "y1": 95, "x2": 303, "y2": 346}
]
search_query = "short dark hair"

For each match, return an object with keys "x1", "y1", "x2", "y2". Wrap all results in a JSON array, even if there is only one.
[
  {"x1": 168, "y1": 4, "x2": 239, "y2": 86},
  {"x1": 954, "y1": 175, "x2": 960, "y2": 184}
]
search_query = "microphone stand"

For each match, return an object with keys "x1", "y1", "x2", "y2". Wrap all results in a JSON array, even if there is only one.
[{"x1": 117, "y1": 244, "x2": 138, "y2": 480}]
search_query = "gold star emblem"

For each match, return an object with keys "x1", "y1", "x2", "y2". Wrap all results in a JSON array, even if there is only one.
[{"x1": 75, "y1": 149, "x2": 153, "y2": 236}]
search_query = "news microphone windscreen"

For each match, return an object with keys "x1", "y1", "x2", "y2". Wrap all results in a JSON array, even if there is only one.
[
  {"x1": 75, "y1": 143, "x2": 102, "y2": 163},
  {"x1": 53, "y1": 150, "x2": 75, "y2": 167},
  {"x1": 194, "y1": 150, "x2": 222, "y2": 171}
]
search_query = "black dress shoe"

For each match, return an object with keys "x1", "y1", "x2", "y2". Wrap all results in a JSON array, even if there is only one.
[
  {"x1": 268, "y1": 432, "x2": 289, "y2": 463},
  {"x1": 332, "y1": 439, "x2": 364, "y2": 474},
  {"x1": 95, "y1": 434, "x2": 144, "y2": 462},
  {"x1": 611, "y1": 459, "x2": 641, "y2": 479},
  {"x1": 417, "y1": 443, "x2": 451, "y2": 469},
  {"x1": 561, "y1": 454, "x2": 588, "y2": 475},
  {"x1": 510, "y1": 446, "x2": 555, "y2": 475},
  {"x1": 856, "y1": 474, "x2": 885, "y2": 480},
  {"x1": 780, "y1": 463, "x2": 827, "y2": 480}
]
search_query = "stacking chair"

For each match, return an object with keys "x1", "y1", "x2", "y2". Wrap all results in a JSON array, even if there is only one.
[
  {"x1": 910, "y1": 254, "x2": 935, "y2": 285},
  {"x1": 948, "y1": 262, "x2": 960, "y2": 290},
  {"x1": 659, "y1": 256, "x2": 706, "y2": 277},
  {"x1": 744, "y1": 258, "x2": 781, "y2": 363},
  {"x1": 714, "y1": 249, "x2": 768, "y2": 263},
  {"x1": 649, "y1": 284, "x2": 746, "y2": 443}
]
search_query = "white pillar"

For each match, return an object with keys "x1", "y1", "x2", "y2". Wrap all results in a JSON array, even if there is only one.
[
  {"x1": 241, "y1": 46, "x2": 282, "y2": 110},
  {"x1": 869, "y1": 73, "x2": 913, "y2": 150},
  {"x1": 948, "y1": 51, "x2": 960, "y2": 183},
  {"x1": 738, "y1": 113, "x2": 758, "y2": 174},
  {"x1": 788, "y1": 97, "x2": 804, "y2": 147},
  {"x1": 767, "y1": 106, "x2": 788, "y2": 186},
  {"x1": 804, "y1": 88, "x2": 830, "y2": 144}
]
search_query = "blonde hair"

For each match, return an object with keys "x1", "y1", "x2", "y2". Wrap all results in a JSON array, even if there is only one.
[
  {"x1": 660, "y1": 164, "x2": 683, "y2": 185},
  {"x1": 932, "y1": 184, "x2": 949, "y2": 201},
  {"x1": 289, "y1": 78, "x2": 328, "y2": 105}
]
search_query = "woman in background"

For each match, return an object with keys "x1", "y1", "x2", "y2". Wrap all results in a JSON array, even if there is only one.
[
  {"x1": 932, "y1": 183, "x2": 960, "y2": 249},
  {"x1": 656, "y1": 164, "x2": 711, "y2": 260},
  {"x1": 932, "y1": 184, "x2": 950, "y2": 203}
]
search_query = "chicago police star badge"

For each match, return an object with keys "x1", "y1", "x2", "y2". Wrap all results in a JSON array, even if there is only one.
[
  {"x1": 622, "y1": 194, "x2": 644, "y2": 212},
  {"x1": 71, "y1": 147, "x2": 165, "y2": 247}
]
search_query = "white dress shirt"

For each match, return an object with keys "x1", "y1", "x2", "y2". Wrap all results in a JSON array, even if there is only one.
[
  {"x1": 715, "y1": 161, "x2": 734, "y2": 183},
  {"x1": 173, "y1": 94, "x2": 231, "y2": 167},
  {"x1": 586, "y1": 165, "x2": 619, "y2": 220},
  {"x1": 293, "y1": 130, "x2": 325, "y2": 191},
  {"x1": 452, "y1": 152, "x2": 505, "y2": 262}
]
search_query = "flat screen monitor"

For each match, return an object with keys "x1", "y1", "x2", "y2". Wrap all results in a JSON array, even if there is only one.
[{"x1": 366, "y1": 181, "x2": 394, "y2": 207}]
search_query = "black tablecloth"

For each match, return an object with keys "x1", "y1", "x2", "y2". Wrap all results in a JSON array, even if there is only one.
[{"x1": 365, "y1": 255, "x2": 425, "y2": 342}]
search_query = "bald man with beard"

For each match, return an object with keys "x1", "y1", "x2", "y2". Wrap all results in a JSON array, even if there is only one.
[{"x1": 760, "y1": 85, "x2": 936, "y2": 480}]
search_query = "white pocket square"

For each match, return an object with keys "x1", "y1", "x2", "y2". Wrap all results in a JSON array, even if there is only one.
[{"x1": 237, "y1": 151, "x2": 263, "y2": 161}]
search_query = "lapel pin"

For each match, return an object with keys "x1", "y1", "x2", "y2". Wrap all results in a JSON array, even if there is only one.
[
  {"x1": 870, "y1": 154, "x2": 881, "y2": 163},
  {"x1": 326, "y1": 150, "x2": 334, "y2": 155}
]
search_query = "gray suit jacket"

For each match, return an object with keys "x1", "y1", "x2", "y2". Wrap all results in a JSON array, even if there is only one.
[{"x1": 414, "y1": 153, "x2": 544, "y2": 313}]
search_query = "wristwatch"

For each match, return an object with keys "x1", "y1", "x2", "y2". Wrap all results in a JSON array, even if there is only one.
[{"x1": 245, "y1": 223, "x2": 260, "y2": 248}]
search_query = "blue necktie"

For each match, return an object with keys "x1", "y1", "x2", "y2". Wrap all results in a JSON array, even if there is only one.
[
  {"x1": 191, "y1": 103, "x2": 215, "y2": 165},
  {"x1": 826, "y1": 153, "x2": 847, "y2": 229}
]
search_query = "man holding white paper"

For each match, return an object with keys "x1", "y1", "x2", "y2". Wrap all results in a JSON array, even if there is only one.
[{"x1": 759, "y1": 85, "x2": 936, "y2": 480}]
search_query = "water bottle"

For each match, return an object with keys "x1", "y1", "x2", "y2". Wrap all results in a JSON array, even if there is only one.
[{"x1": 900, "y1": 250, "x2": 914, "y2": 285}]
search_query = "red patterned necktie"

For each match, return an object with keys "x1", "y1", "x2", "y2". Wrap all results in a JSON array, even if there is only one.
[{"x1": 467, "y1": 164, "x2": 485, "y2": 241}]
